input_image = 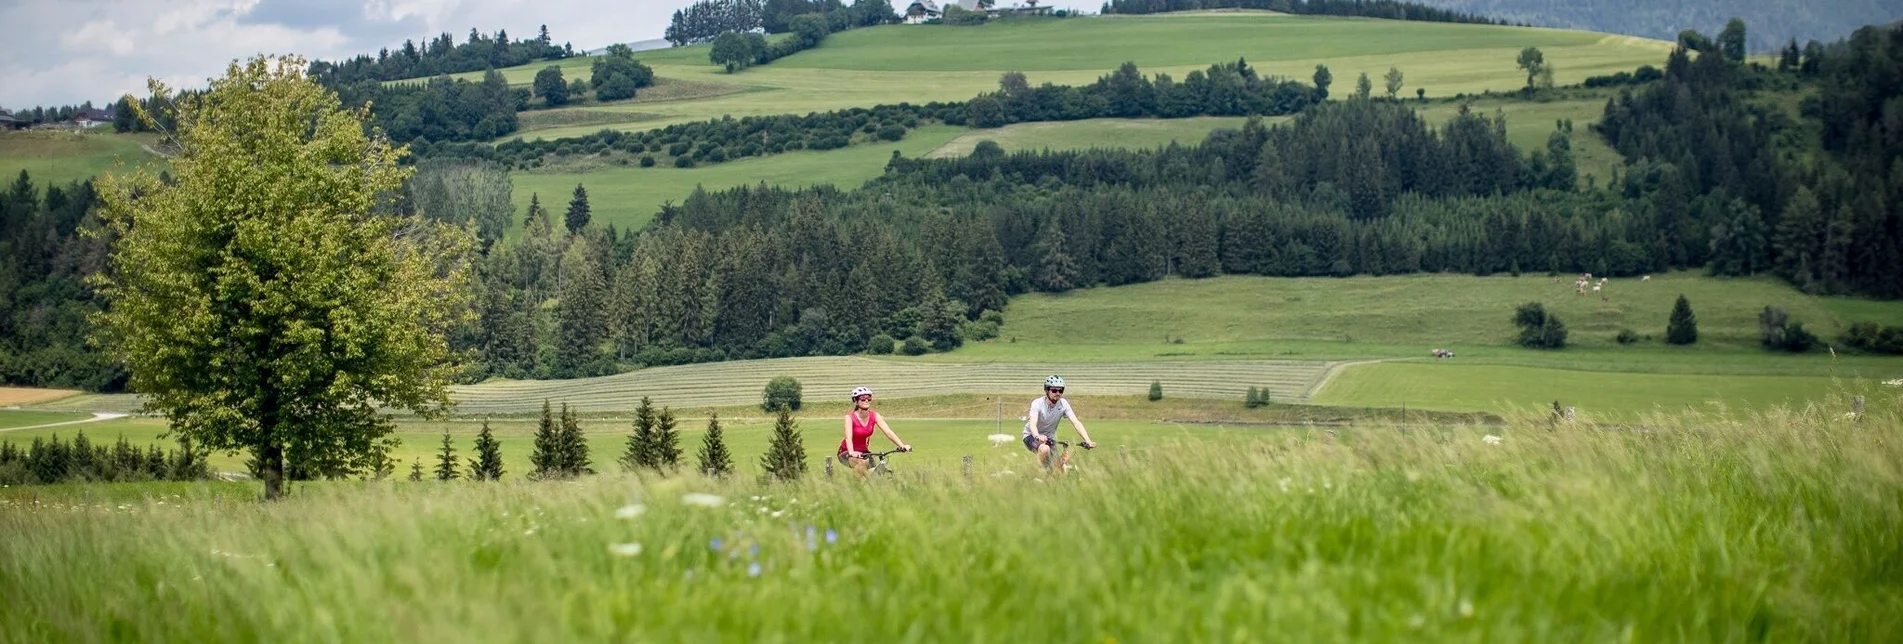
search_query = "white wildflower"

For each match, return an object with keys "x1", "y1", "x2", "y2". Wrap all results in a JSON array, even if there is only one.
[
  {"x1": 770, "y1": 510, "x2": 785, "y2": 518},
  {"x1": 988, "y1": 433, "x2": 1014, "y2": 447},
  {"x1": 1482, "y1": 434, "x2": 1502, "y2": 445},
  {"x1": 1458, "y1": 599, "x2": 1475, "y2": 618},
  {"x1": 608, "y1": 543, "x2": 643, "y2": 557},
  {"x1": 615, "y1": 504, "x2": 647, "y2": 519},
  {"x1": 682, "y1": 493, "x2": 727, "y2": 508},
  {"x1": 1278, "y1": 477, "x2": 1291, "y2": 492},
  {"x1": 1882, "y1": 378, "x2": 1902, "y2": 387}
]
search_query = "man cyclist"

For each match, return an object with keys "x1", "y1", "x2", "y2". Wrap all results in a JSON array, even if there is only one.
[{"x1": 1023, "y1": 375, "x2": 1096, "y2": 470}]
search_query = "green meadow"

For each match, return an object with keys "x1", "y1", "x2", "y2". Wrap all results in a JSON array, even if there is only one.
[{"x1": 0, "y1": 131, "x2": 163, "y2": 188}]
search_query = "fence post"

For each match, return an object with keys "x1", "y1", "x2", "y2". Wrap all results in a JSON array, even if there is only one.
[
  {"x1": 706, "y1": 468, "x2": 715, "y2": 477},
  {"x1": 962, "y1": 455, "x2": 972, "y2": 479},
  {"x1": 1119, "y1": 445, "x2": 1128, "y2": 462},
  {"x1": 1853, "y1": 395, "x2": 1865, "y2": 419},
  {"x1": 824, "y1": 456, "x2": 833, "y2": 478}
]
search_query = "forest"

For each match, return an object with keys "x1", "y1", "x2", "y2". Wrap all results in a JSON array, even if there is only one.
[{"x1": 1412, "y1": 0, "x2": 1898, "y2": 52}]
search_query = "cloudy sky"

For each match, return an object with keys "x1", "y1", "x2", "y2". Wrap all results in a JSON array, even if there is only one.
[{"x1": 0, "y1": 0, "x2": 1093, "y2": 109}]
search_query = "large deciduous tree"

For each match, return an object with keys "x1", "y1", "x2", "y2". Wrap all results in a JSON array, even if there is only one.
[{"x1": 95, "y1": 55, "x2": 473, "y2": 500}]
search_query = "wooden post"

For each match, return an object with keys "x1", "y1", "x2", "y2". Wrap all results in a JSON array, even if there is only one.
[
  {"x1": 1853, "y1": 396, "x2": 1865, "y2": 418},
  {"x1": 962, "y1": 455, "x2": 972, "y2": 478},
  {"x1": 706, "y1": 468, "x2": 715, "y2": 477},
  {"x1": 824, "y1": 456, "x2": 833, "y2": 478}
]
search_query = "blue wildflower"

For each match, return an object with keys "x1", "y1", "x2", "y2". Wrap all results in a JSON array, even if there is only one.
[
  {"x1": 747, "y1": 562, "x2": 762, "y2": 577},
  {"x1": 825, "y1": 529, "x2": 838, "y2": 544},
  {"x1": 709, "y1": 536, "x2": 724, "y2": 551}
]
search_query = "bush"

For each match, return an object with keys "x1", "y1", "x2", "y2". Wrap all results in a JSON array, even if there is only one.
[
  {"x1": 900, "y1": 336, "x2": 930, "y2": 356},
  {"x1": 761, "y1": 376, "x2": 803, "y2": 412},
  {"x1": 1149, "y1": 381, "x2": 1163, "y2": 401},
  {"x1": 866, "y1": 333, "x2": 895, "y2": 355},
  {"x1": 1842, "y1": 322, "x2": 1903, "y2": 354},
  {"x1": 639, "y1": 155, "x2": 656, "y2": 167},
  {"x1": 1615, "y1": 328, "x2": 1643, "y2": 345},
  {"x1": 1512, "y1": 302, "x2": 1568, "y2": 349},
  {"x1": 877, "y1": 124, "x2": 906, "y2": 141},
  {"x1": 956, "y1": 319, "x2": 999, "y2": 342},
  {"x1": 668, "y1": 142, "x2": 691, "y2": 156},
  {"x1": 1777, "y1": 322, "x2": 1817, "y2": 353},
  {"x1": 674, "y1": 156, "x2": 695, "y2": 168},
  {"x1": 979, "y1": 309, "x2": 1004, "y2": 326}
]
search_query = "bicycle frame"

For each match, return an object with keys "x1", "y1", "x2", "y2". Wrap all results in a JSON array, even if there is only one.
[{"x1": 857, "y1": 449, "x2": 907, "y2": 474}]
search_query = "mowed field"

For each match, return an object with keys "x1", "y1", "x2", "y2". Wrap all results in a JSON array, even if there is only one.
[
  {"x1": 5, "y1": 403, "x2": 1899, "y2": 640},
  {"x1": 0, "y1": 131, "x2": 164, "y2": 188}
]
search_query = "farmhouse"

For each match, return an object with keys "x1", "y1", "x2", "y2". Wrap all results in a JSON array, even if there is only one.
[
  {"x1": 72, "y1": 107, "x2": 113, "y2": 128},
  {"x1": 0, "y1": 109, "x2": 18, "y2": 129},
  {"x1": 903, "y1": 0, "x2": 941, "y2": 24}
]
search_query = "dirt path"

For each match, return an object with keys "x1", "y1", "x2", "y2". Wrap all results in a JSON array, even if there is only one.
[{"x1": 0, "y1": 412, "x2": 131, "y2": 433}]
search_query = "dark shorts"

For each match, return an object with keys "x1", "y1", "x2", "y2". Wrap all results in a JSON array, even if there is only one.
[
  {"x1": 837, "y1": 451, "x2": 864, "y2": 465},
  {"x1": 1022, "y1": 435, "x2": 1049, "y2": 453}
]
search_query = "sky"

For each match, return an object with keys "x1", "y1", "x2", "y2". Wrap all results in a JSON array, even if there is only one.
[{"x1": 0, "y1": 0, "x2": 1094, "y2": 110}]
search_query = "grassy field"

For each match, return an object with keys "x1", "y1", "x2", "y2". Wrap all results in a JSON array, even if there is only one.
[
  {"x1": 511, "y1": 124, "x2": 963, "y2": 231},
  {"x1": 0, "y1": 411, "x2": 90, "y2": 430},
  {"x1": 490, "y1": 13, "x2": 1671, "y2": 141},
  {"x1": 1310, "y1": 363, "x2": 1885, "y2": 419},
  {"x1": 924, "y1": 116, "x2": 1257, "y2": 158},
  {"x1": 4, "y1": 401, "x2": 1898, "y2": 640},
  {"x1": 0, "y1": 131, "x2": 164, "y2": 188}
]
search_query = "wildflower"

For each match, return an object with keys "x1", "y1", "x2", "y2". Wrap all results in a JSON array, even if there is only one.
[
  {"x1": 524, "y1": 528, "x2": 536, "y2": 536},
  {"x1": 1278, "y1": 477, "x2": 1291, "y2": 492},
  {"x1": 749, "y1": 544, "x2": 760, "y2": 557},
  {"x1": 1458, "y1": 599, "x2": 1475, "y2": 618},
  {"x1": 615, "y1": 504, "x2": 647, "y2": 520},
  {"x1": 1883, "y1": 378, "x2": 1902, "y2": 387},
  {"x1": 825, "y1": 529, "x2": 838, "y2": 544},
  {"x1": 608, "y1": 543, "x2": 643, "y2": 557},
  {"x1": 988, "y1": 433, "x2": 1014, "y2": 447},
  {"x1": 682, "y1": 493, "x2": 726, "y2": 508},
  {"x1": 709, "y1": 537, "x2": 724, "y2": 551},
  {"x1": 1482, "y1": 434, "x2": 1502, "y2": 445},
  {"x1": 747, "y1": 562, "x2": 762, "y2": 577},
  {"x1": 770, "y1": 510, "x2": 785, "y2": 518}
]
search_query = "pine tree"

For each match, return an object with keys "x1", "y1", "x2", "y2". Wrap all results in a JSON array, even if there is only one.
[
  {"x1": 622, "y1": 396, "x2": 657, "y2": 471},
  {"x1": 1245, "y1": 386, "x2": 1262, "y2": 409},
  {"x1": 565, "y1": 183, "x2": 591, "y2": 234},
  {"x1": 1034, "y1": 220, "x2": 1080, "y2": 292},
  {"x1": 760, "y1": 405, "x2": 806, "y2": 482},
  {"x1": 697, "y1": 412, "x2": 733, "y2": 476},
  {"x1": 558, "y1": 403, "x2": 592, "y2": 476},
  {"x1": 409, "y1": 458, "x2": 424, "y2": 481},
  {"x1": 530, "y1": 399, "x2": 561, "y2": 478},
  {"x1": 1149, "y1": 380, "x2": 1164, "y2": 401},
  {"x1": 468, "y1": 421, "x2": 504, "y2": 480},
  {"x1": 654, "y1": 406, "x2": 682, "y2": 471},
  {"x1": 1666, "y1": 295, "x2": 1699, "y2": 345},
  {"x1": 435, "y1": 430, "x2": 459, "y2": 480}
]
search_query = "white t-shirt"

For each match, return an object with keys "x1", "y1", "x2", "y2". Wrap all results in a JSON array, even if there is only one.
[{"x1": 1023, "y1": 396, "x2": 1074, "y2": 438}]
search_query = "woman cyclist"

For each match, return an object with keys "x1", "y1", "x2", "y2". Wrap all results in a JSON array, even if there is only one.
[{"x1": 839, "y1": 386, "x2": 911, "y2": 473}]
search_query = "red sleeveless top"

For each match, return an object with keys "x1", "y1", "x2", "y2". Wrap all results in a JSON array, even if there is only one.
[{"x1": 839, "y1": 410, "x2": 879, "y2": 454}]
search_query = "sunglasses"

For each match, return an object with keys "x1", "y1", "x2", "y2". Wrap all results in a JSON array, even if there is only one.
[
  {"x1": 1046, "y1": 388, "x2": 1065, "y2": 394},
  {"x1": 854, "y1": 395, "x2": 872, "y2": 402}
]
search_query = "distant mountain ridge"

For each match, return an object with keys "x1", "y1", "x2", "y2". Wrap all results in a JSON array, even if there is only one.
[{"x1": 1411, "y1": 0, "x2": 1900, "y2": 50}]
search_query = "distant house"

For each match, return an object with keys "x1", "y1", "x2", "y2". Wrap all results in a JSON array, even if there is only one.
[
  {"x1": 0, "y1": 110, "x2": 18, "y2": 130},
  {"x1": 903, "y1": 0, "x2": 941, "y2": 24},
  {"x1": 72, "y1": 107, "x2": 114, "y2": 128}
]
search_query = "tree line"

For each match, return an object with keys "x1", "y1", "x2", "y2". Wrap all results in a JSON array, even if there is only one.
[
  {"x1": 308, "y1": 26, "x2": 572, "y2": 86},
  {"x1": 0, "y1": 433, "x2": 211, "y2": 485},
  {"x1": 666, "y1": 0, "x2": 896, "y2": 46},
  {"x1": 530, "y1": 45, "x2": 657, "y2": 107},
  {"x1": 1100, "y1": 0, "x2": 1510, "y2": 25},
  {"x1": 420, "y1": 60, "x2": 1323, "y2": 169},
  {"x1": 331, "y1": 69, "x2": 522, "y2": 145}
]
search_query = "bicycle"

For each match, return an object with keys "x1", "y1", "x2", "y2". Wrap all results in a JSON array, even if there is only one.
[
  {"x1": 851, "y1": 447, "x2": 910, "y2": 475},
  {"x1": 1045, "y1": 439, "x2": 1095, "y2": 473}
]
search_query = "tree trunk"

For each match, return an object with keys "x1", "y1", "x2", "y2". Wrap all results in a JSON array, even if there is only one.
[{"x1": 262, "y1": 442, "x2": 285, "y2": 500}]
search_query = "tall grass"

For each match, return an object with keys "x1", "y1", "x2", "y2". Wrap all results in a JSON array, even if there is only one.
[{"x1": 3, "y1": 391, "x2": 1898, "y2": 641}]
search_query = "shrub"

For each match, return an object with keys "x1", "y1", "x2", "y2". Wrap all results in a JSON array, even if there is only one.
[
  {"x1": 1149, "y1": 381, "x2": 1163, "y2": 401},
  {"x1": 668, "y1": 142, "x2": 691, "y2": 156},
  {"x1": 674, "y1": 156, "x2": 695, "y2": 168},
  {"x1": 639, "y1": 155, "x2": 656, "y2": 167},
  {"x1": 900, "y1": 336, "x2": 930, "y2": 356},
  {"x1": 877, "y1": 124, "x2": 906, "y2": 141},
  {"x1": 1512, "y1": 302, "x2": 1568, "y2": 349},
  {"x1": 1615, "y1": 328, "x2": 1642, "y2": 345},
  {"x1": 761, "y1": 376, "x2": 803, "y2": 412},
  {"x1": 956, "y1": 319, "x2": 999, "y2": 342},
  {"x1": 866, "y1": 334, "x2": 895, "y2": 354}
]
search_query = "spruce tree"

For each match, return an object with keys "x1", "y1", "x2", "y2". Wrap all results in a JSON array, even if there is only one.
[
  {"x1": 1667, "y1": 295, "x2": 1699, "y2": 345},
  {"x1": 654, "y1": 407, "x2": 682, "y2": 471},
  {"x1": 558, "y1": 403, "x2": 592, "y2": 476},
  {"x1": 1149, "y1": 380, "x2": 1164, "y2": 401},
  {"x1": 435, "y1": 430, "x2": 459, "y2": 480},
  {"x1": 761, "y1": 405, "x2": 806, "y2": 482},
  {"x1": 621, "y1": 396, "x2": 657, "y2": 471},
  {"x1": 1245, "y1": 386, "x2": 1261, "y2": 409},
  {"x1": 697, "y1": 412, "x2": 733, "y2": 476},
  {"x1": 468, "y1": 421, "x2": 504, "y2": 481},
  {"x1": 409, "y1": 458, "x2": 424, "y2": 481},
  {"x1": 530, "y1": 399, "x2": 560, "y2": 478},
  {"x1": 565, "y1": 183, "x2": 591, "y2": 234}
]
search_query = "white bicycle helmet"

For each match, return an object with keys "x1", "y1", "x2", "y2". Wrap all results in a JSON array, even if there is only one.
[
  {"x1": 1044, "y1": 375, "x2": 1066, "y2": 389},
  {"x1": 850, "y1": 386, "x2": 873, "y2": 399}
]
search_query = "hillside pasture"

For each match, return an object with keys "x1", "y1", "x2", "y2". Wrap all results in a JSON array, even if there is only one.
[{"x1": 0, "y1": 131, "x2": 164, "y2": 189}]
